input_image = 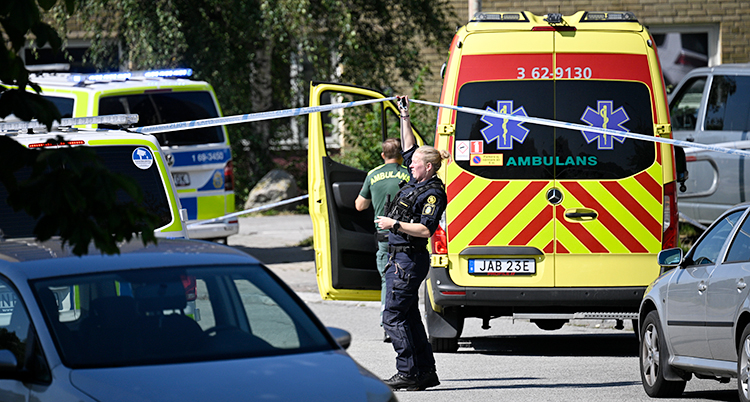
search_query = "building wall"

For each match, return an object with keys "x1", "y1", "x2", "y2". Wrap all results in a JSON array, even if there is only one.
[{"x1": 415, "y1": 0, "x2": 750, "y2": 101}]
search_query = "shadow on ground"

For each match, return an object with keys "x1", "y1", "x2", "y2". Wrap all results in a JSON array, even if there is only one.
[
  {"x1": 231, "y1": 245, "x2": 314, "y2": 264},
  {"x1": 459, "y1": 333, "x2": 639, "y2": 357}
]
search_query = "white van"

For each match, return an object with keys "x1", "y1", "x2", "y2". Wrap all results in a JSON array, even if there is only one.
[{"x1": 669, "y1": 63, "x2": 750, "y2": 226}]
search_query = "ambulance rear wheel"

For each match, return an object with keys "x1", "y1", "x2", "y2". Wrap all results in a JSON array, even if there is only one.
[{"x1": 429, "y1": 336, "x2": 459, "y2": 353}]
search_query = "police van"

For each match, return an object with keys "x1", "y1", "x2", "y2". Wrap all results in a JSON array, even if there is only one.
[
  {"x1": 309, "y1": 11, "x2": 685, "y2": 352},
  {"x1": 0, "y1": 115, "x2": 188, "y2": 240},
  {"x1": 29, "y1": 69, "x2": 237, "y2": 242}
]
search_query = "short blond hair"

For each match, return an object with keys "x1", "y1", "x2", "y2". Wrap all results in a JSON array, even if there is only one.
[{"x1": 415, "y1": 145, "x2": 451, "y2": 171}]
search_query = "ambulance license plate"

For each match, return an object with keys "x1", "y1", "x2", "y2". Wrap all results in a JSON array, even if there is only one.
[
  {"x1": 172, "y1": 172, "x2": 191, "y2": 187},
  {"x1": 468, "y1": 259, "x2": 536, "y2": 275}
]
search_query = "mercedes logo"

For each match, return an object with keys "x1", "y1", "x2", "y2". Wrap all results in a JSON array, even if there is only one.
[
  {"x1": 546, "y1": 188, "x2": 563, "y2": 205},
  {"x1": 165, "y1": 153, "x2": 175, "y2": 167}
]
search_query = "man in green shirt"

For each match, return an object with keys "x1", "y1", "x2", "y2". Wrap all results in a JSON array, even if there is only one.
[{"x1": 355, "y1": 138, "x2": 410, "y2": 342}]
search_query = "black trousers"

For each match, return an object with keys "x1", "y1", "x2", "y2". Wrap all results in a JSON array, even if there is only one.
[{"x1": 382, "y1": 250, "x2": 435, "y2": 378}]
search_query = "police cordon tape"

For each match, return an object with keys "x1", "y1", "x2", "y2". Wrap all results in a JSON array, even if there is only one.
[
  {"x1": 133, "y1": 96, "x2": 398, "y2": 135},
  {"x1": 135, "y1": 95, "x2": 750, "y2": 159},
  {"x1": 161, "y1": 95, "x2": 750, "y2": 227},
  {"x1": 186, "y1": 194, "x2": 309, "y2": 228}
]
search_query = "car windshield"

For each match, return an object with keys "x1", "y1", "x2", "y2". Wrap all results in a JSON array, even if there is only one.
[
  {"x1": 31, "y1": 265, "x2": 333, "y2": 368},
  {"x1": 98, "y1": 91, "x2": 225, "y2": 146}
]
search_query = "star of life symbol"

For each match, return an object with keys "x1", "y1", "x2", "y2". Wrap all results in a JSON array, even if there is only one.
[
  {"x1": 580, "y1": 100, "x2": 630, "y2": 150},
  {"x1": 480, "y1": 101, "x2": 530, "y2": 150}
]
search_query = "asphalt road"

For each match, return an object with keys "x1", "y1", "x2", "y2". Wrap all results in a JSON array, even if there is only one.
[{"x1": 228, "y1": 214, "x2": 738, "y2": 402}]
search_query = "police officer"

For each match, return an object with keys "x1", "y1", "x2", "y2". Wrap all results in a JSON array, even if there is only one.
[
  {"x1": 355, "y1": 138, "x2": 410, "y2": 343},
  {"x1": 375, "y1": 95, "x2": 448, "y2": 391}
]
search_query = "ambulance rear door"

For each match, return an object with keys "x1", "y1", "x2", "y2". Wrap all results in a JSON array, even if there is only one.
[
  {"x1": 444, "y1": 23, "x2": 558, "y2": 290},
  {"x1": 308, "y1": 82, "x2": 423, "y2": 301},
  {"x1": 552, "y1": 19, "x2": 664, "y2": 288}
]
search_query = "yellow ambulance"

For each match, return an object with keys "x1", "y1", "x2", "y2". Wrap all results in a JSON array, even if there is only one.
[
  {"x1": 308, "y1": 11, "x2": 685, "y2": 352},
  {"x1": 29, "y1": 69, "x2": 237, "y2": 242}
]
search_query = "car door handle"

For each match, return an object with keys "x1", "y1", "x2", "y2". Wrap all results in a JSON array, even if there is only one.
[
  {"x1": 698, "y1": 283, "x2": 707, "y2": 292},
  {"x1": 564, "y1": 209, "x2": 598, "y2": 221},
  {"x1": 739, "y1": 281, "x2": 747, "y2": 291}
]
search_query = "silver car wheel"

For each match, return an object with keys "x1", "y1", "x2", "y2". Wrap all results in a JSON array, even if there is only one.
[
  {"x1": 642, "y1": 322, "x2": 660, "y2": 386},
  {"x1": 740, "y1": 333, "x2": 750, "y2": 400}
]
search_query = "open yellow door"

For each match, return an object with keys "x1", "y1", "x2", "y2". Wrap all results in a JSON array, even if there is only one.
[{"x1": 307, "y1": 82, "x2": 423, "y2": 300}]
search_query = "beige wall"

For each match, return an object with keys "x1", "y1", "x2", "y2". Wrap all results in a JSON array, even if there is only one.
[{"x1": 415, "y1": 0, "x2": 750, "y2": 101}]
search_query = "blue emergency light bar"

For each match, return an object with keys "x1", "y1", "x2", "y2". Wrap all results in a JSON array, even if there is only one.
[{"x1": 68, "y1": 68, "x2": 194, "y2": 83}]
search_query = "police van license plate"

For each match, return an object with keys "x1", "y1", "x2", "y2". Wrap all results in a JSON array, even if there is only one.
[
  {"x1": 172, "y1": 172, "x2": 191, "y2": 187},
  {"x1": 468, "y1": 259, "x2": 536, "y2": 275}
]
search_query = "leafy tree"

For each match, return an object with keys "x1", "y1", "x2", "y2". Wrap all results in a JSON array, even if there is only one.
[
  {"x1": 66, "y1": 0, "x2": 457, "y2": 200},
  {"x1": 337, "y1": 66, "x2": 436, "y2": 171},
  {"x1": 0, "y1": 0, "x2": 160, "y2": 255}
]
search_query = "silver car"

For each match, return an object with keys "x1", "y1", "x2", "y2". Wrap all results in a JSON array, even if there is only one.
[
  {"x1": 639, "y1": 203, "x2": 750, "y2": 400},
  {"x1": 669, "y1": 64, "x2": 750, "y2": 226},
  {"x1": 0, "y1": 238, "x2": 396, "y2": 402}
]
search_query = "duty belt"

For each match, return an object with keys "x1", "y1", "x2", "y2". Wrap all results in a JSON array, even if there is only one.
[
  {"x1": 377, "y1": 232, "x2": 389, "y2": 243},
  {"x1": 388, "y1": 244, "x2": 428, "y2": 255}
]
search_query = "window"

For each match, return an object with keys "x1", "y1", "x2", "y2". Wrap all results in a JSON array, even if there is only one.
[
  {"x1": 0, "y1": 279, "x2": 31, "y2": 364},
  {"x1": 725, "y1": 213, "x2": 750, "y2": 263},
  {"x1": 99, "y1": 92, "x2": 225, "y2": 146},
  {"x1": 319, "y1": 91, "x2": 402, "y2": 167},
  {"x1": 454, "y1": 80, "x2": 655, "y2": 180},
  {"x1": 0, "y1": 145, "x2": 171, "y2": 238},
  {"x1": 669, "y1": 77, "x2": 707, "y2": 131},
  {"x1": 689, "y1": 210, "x2": 744, "y2": 265},
  {"x1": 705, "y1": 75, "x2": 750, "y2": 131},
  {"x1": 32, "y1": 265, "x2": 332, "y2": 368},
  {"x1": 42, "y1": 96, "x2": 75, "y2": 119},
  {"x1": 649, "y1": 25, "x2": 719, "y2": 91}
]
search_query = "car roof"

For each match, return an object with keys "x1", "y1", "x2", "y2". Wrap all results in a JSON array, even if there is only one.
[
  {"x1": 0, "y1": 238, "x2": 260, "y2": 280},
  {"x1": 683, "y1": 63, "x2": 750, "y2": 76},
  {"x1": 6, "y1": 128, "x2": 162, "y2": 145},
  {"x1": 30, "y1": 73, "x2": 211, "y2": 92}
]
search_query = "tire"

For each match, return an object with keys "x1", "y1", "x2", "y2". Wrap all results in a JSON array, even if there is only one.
[
  {"x1": 737, "y1": 324, "x2": 750, "y2": 402},
  {"x1": 429, "y1": 336, "x2": 459, "y2": 353},
  {"x1": 532, "y1": 319, "x2": 567, "y2": 331},
  {"x1": 640, "y1": 310, "x2": 686, "y2": 397}
]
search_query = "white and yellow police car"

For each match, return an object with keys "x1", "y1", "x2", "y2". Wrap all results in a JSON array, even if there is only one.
[{"x1": 29, "y1": 69, "x2": 237, "y2": 242}]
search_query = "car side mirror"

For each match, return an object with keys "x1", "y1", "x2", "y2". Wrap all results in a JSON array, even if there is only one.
[
  {"x1": 327, "y1": 327, "x2": 352, "y2": 350},
  {"x1": 0, "y1": 350, "x2": 19, "y2": 377},
  {"x1": 657, "y1": 248, "x2": 683, "y2": 270},
  {"x1": 674, "y1": 146, "x2": 688, "y2": 192}
]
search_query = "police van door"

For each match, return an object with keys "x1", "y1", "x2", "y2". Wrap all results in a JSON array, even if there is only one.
[{"x1": 308, "y1": 83, "x2": 423, "y2": 301}]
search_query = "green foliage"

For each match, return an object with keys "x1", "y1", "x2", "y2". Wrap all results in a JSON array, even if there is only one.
[
  {"x1": 335, "y1": 66, "x2": 438, "y2": 172},
  {"x1": 65, "y1": 0, "x2": 456, "y2": 202},
  {"x1": 0, "y1": 0, "x2": 68, "y2": 128},
  {"x1": 1, "y1": 0, "x2": 160, "y2": 255}
]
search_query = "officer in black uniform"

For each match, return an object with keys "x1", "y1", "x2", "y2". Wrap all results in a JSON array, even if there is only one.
[{"x1": 375, "y1": 96, "x2": 448, "y2": 391}]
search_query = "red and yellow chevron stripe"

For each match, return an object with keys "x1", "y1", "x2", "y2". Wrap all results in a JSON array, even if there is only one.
[{"x1": 445, "y1": 162, "x2": 663, "y2": 255}]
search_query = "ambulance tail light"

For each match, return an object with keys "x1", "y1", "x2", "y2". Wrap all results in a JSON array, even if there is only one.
[
  {"x1": 224, "y1": 160, "x2": 235, "y2": 191},
  {"x1": 662, "y1": 181, "x2": 679, "y2": 249},
  {"x1": 431, "y1": 212, "x2": 448, "y2": 255}
]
